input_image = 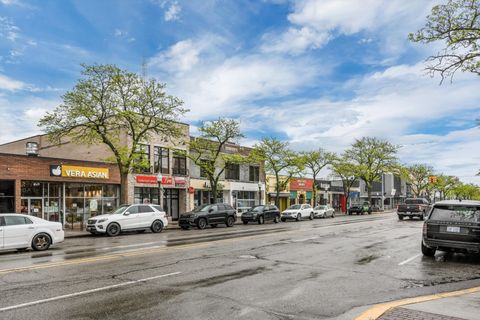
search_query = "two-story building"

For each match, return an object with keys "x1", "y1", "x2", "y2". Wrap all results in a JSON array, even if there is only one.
[
  {"x1": 0, "y1": 122, "x2": 191, "y2": 227},
  {"x1": 189, "y1": 141, "x2": 265, "y2": 213}
]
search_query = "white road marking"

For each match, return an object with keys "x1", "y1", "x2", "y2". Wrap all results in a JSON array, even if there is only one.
[
  {"x1": 0, "y1": 271, "x2": 181, "y2": 312},
  {"x1": 398, "y1": 254, "x2": 421, "y2": 266}
]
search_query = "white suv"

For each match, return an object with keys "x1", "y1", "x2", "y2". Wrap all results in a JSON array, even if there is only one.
[
  {"x1": 281, "y1": 204, "x2": 314, "y2": 222},
  {"x1": 86, "y1": 204, "x2": 168, "y2": 236}
]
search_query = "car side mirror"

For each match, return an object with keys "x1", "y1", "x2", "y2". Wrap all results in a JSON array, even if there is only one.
[
  {"x1": 124, "y1": 212, "x2": 130, "y2": 216},
  {"x1": 209, "y1": 209, "x2": 214, "y2": 213}
]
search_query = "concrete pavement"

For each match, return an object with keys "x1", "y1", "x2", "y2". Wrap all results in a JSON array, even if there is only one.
[{"x1": 377, "y1": 290, "x2": 480, "y2": 320}]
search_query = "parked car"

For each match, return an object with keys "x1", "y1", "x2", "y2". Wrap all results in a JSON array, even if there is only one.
[
  {"x1": 397, "y1": 198, "x2": 430, "y2": 220},
  {"x1": 241, "y1": 205, "x2": 281, "y2": 224},
  {"x1": 0, "y1": 214, "x2": 64, "y2": 251},
  {"x1": 179, "y1": 203, "x2": 236, "y2": 230},
  {"x1": 281, "y1": 204, "x2": 314, "y2": 222},
  {"x1": 348, "y1": 202, "x2": 372, "y2": 215},
  {"x1": 86, "y1": 204, "x2": 168, "y2": 236},
  {"x1": 313, "y1": 205, "x2": 335, "y2": 218},
  {"x1": 422, "y1": 200, "x2": 480, "y2": 256}
]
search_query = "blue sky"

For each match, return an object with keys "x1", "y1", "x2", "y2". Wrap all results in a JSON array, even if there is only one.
[{"x1": 0, "y1": 0, "x2": 479, "y2": 183}]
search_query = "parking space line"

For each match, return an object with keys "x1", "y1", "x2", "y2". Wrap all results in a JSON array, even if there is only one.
[
  {"x1": 0, "y1": 271, "x2": 181, "y2": 313},
  {"x1": 398, "y1": 254, "x2": 421, "y2": 266}
]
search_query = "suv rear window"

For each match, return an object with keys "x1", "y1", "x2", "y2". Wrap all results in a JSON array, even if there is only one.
[
  {"x1": 430, "y1": 205, "x2": 480, "y2": 222},
  {"x1": 405, "y1": 199, "x2": 427, "y2": 204}
]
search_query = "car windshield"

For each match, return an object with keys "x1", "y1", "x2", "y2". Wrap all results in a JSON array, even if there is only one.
[
  {"x1": 430, "y1": 205, "x2": 480, "y2": 222},
  {"x1": 315, "y1": 206, "x2": 326, "y2": 210},
  {"x1": 111, "y1": 205, "x2": 128, "y2": 214},
  {"x1": 193, "y1": 204, "x2": 212, "y2": 212},
  {"x1": 251, "y1": 206, "x2": 265, "y2": 212},
  {"x1": 289, "y1": 205, "x2": 301, "y2": 210}
]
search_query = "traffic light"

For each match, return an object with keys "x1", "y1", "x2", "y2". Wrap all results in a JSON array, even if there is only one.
[{"x1": 428, "y1": 176, "x2": 437, "y2": 184}]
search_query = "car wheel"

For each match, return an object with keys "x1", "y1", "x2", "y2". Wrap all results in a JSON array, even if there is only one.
[
  {"x1": 398, "y1": 215, "x2": 404, "y2": 220},
  {"x1": 226, "y1": 216, "x2": 235, "y2": 227},
  {"x1": 211, "y1": 224, "x2": 218, "y2": 228},
  {"x1": 421, "y1": 241, "x2": 436, "y2": 257},
  {"x1": 106, "y1": 223, "x2": 121, "y2": 237},
  {"x1": 309, "y1": 212, "x2": 314, "y2": 220},
  {"x1": 31, "y1": 233, "x2": 51, "y2": 251},
  {"x1": 348, "y1": 212, "x2": 352, "y2": 215},
  {"x1": 296, "y1": 213, "x2": 302, "y2": 221},
  {"x1": 331, "y1": 212, "x2": 335, "y2": 218},
  {"x1": 181, "y1": 226, "x2": 190, "y2": 230},
  {"x1": 197, "y1": 218, "x2": 207, "y2": 230},
  {"x1": 281, "y1": 218, "x2": 286, "y2": 222},
  {"x1": 243, "y1": 221, "x2": 248, "y2": 225},
  {"x1": 151, "y1": 220, "x2": 164, "y2": 233},
  {"x1": 258, "y1": 215, "x2": 264, "y2": 225},
  {"x1": 274, "y1": 215, "x2": 279, "y2": 223}
]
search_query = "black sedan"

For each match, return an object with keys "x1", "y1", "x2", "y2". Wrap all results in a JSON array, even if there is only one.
[
  {"x1": 179, "y1": 203, "x2": 236, "y2": 230},
  {"x1": 241, "y1": 205, "x2": 281, "y2": 224},
  {"x1": 422, "y1": 200, "x2": 480, "y2": 256}
]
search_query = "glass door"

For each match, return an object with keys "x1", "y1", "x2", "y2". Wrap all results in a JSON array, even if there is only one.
[{"x1": 21, "y1": 198, "x2": 43, "y2": 219}]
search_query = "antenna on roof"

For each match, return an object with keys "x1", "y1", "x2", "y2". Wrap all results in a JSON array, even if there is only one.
[{"x1": 141, "y1": 56, "x2": 148, "y2": 80}]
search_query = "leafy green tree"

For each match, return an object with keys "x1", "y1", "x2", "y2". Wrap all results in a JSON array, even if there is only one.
[
  {"x1": 186, "y1": 118, "x2": 250, "y2": 204},
  {"x1": 434, "y1": 175, "x2": 460, "y2": 200},
  {"x1": 330, "y1": 154, "x2": 358, "y2": 211},
  {"x1": 409, "y1": 0, "x2": 480, "y2": 83},
  {"x1": 450, "y1": 182, "x2": 480, "y2": 199},
  {"x1": 252, "y1": 138, "x2": 304, "y2": 208},
  {"x1": 300, "y1": 149, "x2": 334, "y2": 206},
  {"x1": 404, "y1": 164, "x2": 435, "y2": 197},
  {"x1": 39, "y1": 64, "x2": 187, "y2": 203},
  {"x1": 345, "y1": 137, "x2": 399, "y2": 204}
]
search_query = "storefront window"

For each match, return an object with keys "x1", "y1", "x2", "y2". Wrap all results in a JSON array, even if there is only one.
[
  {"x1": 0, "y1": 180, "x2": 15, "y2": 213},
  {"x1": 236, "y1": 191, "x2": 256, "y2": 212},
  {"x1": 21, "y1": 181, "x2": 43, "y2": 197},
  {"x1": 134, "y1": 187, "x2": 159, "y2": 205}
]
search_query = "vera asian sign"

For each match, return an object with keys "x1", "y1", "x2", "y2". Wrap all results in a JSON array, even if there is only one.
[
  {"x1": 289, "y1": 178, "x2": 313, "y2": 191},
  {"x1": 50, "y1": 165, "x2": 109, "y2": 179}
]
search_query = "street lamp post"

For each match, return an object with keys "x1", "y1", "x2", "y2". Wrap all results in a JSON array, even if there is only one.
[{"x1": 258, "y1": 182, "x2": 262, "y2": 205}]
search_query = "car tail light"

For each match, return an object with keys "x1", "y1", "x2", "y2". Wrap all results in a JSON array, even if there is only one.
[
  {"x1": 423, "y1": 223, "x2": 428, "y2": 236},
  {"x1": 396, "y1": 204, "x2": 399, "y2": 210},
  {"x1": 418, "y1": 205, "x2": 421, "y2": 210}
]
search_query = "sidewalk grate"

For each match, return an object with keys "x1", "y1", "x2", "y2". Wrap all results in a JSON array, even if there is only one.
[{"x1": 379, "y1": 307, "x2": 466, "y2": 320}]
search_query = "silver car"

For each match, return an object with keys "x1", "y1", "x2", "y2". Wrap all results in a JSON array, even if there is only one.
[{"x1": 313, "y1": 205, "x2": 335, "y2": 218}]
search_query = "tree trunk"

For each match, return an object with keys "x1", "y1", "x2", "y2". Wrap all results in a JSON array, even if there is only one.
[
  {"x1": 120, "y1": 172, "x2": 129, "y2": 205},
  {"x1": 367, "y1": 185, "x2": 372, "y2": 205},
  {"x1": 275, "y1": 172, "x2": 281, "y2": 208},
  {"x1": 211, "y1": 179, "x2": 217, "y2": 204}
]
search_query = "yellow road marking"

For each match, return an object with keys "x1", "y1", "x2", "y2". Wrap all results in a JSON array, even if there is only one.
[
  {"x1": 355, "y1": 286, "x2": 480, "y2": 320},
  {"x1": 0, "y1": 231, "x2": 280, "y2": 275}
]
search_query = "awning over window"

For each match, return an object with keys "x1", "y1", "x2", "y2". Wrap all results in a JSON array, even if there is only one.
[{"x1": 290, "y1": 191, "x2": 297, "y2": 199}]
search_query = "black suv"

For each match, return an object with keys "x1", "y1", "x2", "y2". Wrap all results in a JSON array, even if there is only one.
[
  {"x1": 179, "y1": 203, "x2": 236, "y2": 230},
  {"x1": 241, "y1": 205, "x2": 281, "y2": 225},
  {"x1": 422, "y1": 200, "x2": 480, "y2": 256}
]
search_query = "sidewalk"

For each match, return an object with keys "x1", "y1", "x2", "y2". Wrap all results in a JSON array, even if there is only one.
[{"x1": 358, "y1": 287, "x2": 480, "y2": 320}]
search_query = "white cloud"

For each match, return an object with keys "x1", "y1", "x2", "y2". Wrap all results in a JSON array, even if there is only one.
[
  {"x1": 262, "y1": 0, "x2": 437, "y2": 55},
  {"x1": 0, "y1": 97, "x2": 59, "y2": 144},
  {"x1": 164, "y1": 1, "x2": 181, "y2": 21},
  {"x1": 261, "y1": 27, "x2": 330, "y2": 55},
  {"x1": 150, "y1": 39, "x2": 202, "y2": 73},
  {"x1": 0, "y1": 16, "x2": 20, "y2": 42},
  {"x1": 0, "y1": 73, "x2": 25, "y2": 91}
]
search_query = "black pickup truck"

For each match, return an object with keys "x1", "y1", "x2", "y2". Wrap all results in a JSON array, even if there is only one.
[{"x1": 397, "y1": 198, "x2": 430, "y2": 220}]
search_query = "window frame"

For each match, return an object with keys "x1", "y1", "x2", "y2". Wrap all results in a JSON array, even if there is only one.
[
  {"x1": 154, "y1": 146, "x2": 170, "y2": 174},
  {"x1": 173, "y1": 154, "x2": 187, "y2": 175},
  {"x1": 134, "y1": 144, "x2": 151, "y2": 173},
  {"x1": 249, "y1": 166, "x2": 260, "y2": 182},
  {"x1": 225, "y1": 163, "x2": 240, "y2": 180}
]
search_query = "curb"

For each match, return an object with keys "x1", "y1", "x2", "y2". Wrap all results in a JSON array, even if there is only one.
[{"x1": 354, "y1": 286, "x2": 480, "y2": 320}]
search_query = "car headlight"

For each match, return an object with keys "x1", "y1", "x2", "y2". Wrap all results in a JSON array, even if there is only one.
[{"x1": 97, "y1": 219, "x2": 107, "y2": 223}]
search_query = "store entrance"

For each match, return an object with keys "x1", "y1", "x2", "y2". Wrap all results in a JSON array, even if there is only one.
[
  {"x1": 21, "y1": 198, "x2": 43, "y2": 219},
  {"x1": 163, "y1": 189, "x2": 179, "y2": 220}
]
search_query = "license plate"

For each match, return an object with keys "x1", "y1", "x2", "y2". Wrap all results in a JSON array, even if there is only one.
[{"x1": 446, "y1": 226, "x2": 460, "y2": 233}]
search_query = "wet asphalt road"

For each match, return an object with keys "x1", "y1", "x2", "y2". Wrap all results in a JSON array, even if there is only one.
[{"x1": 1, "y1": 213, "x2": 480, "y2": 320}]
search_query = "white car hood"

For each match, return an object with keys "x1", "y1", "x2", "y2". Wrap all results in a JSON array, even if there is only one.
[{"x1": 90, "y1": 214, "x2": 113, "y2": 220}]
